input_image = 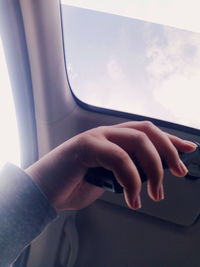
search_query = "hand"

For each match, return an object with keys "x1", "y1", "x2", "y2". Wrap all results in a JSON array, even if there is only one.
[{"x1": 25, "y1": 121, "x2": 197, "y2": 211}]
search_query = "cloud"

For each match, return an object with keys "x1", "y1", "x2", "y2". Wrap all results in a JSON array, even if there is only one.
[
  {"x1": 145, "y1": 26, "x2": 200, "y2": 128},
  {"x1": 107, "y1": 57, "x2": 126, "y2": 84}
]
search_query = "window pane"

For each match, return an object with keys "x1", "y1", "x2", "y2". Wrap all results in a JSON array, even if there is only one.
[
  {"x1": 61, "y1": 4, "x2": 200, "y2": 129},
  {"x1": 0, "y1": 37, "x2": 20, "y2": 168}
]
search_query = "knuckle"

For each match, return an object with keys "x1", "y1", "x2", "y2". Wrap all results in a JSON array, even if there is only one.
[
  {"x1": 77, "y1": 132, "x2": 91, "y2": 145},
  {"x1": 114, "y1": 149, "x2": 129, "y2": 165},
  {"x1": 170, "y1": 145, "x2": 178, "y2": 156},
  {"x1": 141, "y1": 121, "x2": 156, "y2": 132},
  {"x1": 93, "y1": 125, "x2": 110, "y2": 137},
  {"x1": 135, "y1": 131, "x2": 148, "y2": 144},
  {"x1": 76, "y1": 133, "x2": 92, "y2": 153},
  {"x1": 82, "y1": 126, "x2": 110, "y2": 140},
  {"x1": 164, "y1": 142, "x2": 179, "y2": 160},
  {"x1": 96, "y1": 125, "x2": 107, "y2": 131}
]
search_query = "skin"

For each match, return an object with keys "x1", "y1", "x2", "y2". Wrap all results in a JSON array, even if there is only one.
[{"x1": 25, "y1": 121, "x2": 197, "y2": 211}]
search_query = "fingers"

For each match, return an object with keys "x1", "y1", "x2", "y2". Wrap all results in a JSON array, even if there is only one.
[
  {"x1": 80, "y1": 137, "x2": 142, "y2": 210},
  {"x1": 105, "y1": 128, "x2": 164, "y2": 201},
  {"x1": 79, "y1": 121, "x2": 197, "y2": 211},
  {"x1": 111, "y1": 121, "x2": 191, "y2": 177}
]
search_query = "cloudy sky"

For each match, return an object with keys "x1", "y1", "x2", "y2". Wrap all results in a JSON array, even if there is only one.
[{"x1": 61, "y1": 3, "x2": 200, "y2": 129}]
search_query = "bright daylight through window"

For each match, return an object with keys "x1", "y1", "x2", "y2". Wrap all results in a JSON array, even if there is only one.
[
  {"x1": 61, "y1": 1, "x2": 200, "y2": 130},
  {"x1": 0, "y1": 37, "x2": 20, "y2": 168}
]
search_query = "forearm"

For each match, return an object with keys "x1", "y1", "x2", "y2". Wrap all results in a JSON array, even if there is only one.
[{"x1": 0, "y1": 163, "x2": 57, "y2": 266}]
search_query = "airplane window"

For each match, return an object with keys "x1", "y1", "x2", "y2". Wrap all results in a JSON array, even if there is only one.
[
  {"x1": 0, "y1": 37, "x2": 20, "y2": 168},
  {"x1": 61, "y1": 2, "x2": 200, "y2": 130}
]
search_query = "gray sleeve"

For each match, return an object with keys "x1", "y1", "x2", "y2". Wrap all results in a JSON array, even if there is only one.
[{"x1": 0, "y1": 163, "x2": 58, "y2": 267}]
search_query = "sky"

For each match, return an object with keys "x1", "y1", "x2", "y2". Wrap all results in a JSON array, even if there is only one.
[
  {"x1": 61, "y1": 4, "x2": 200, "y2": 130},
  {"x1": 61, "y1": 0, "x2": 200, "y2": 33},
  {"x1": 0, "y1": 37, "x2": 20, "y2": 168}
]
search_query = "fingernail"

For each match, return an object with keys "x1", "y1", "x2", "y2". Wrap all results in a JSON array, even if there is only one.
[
  {"x1": 154, "y1": 184, "x2": 164, "y2": 201},
  {"x1": 178, "y1": 159, "x2": 188, "y2": 175},
  {"x1": 184, "y1": 141, "x2": 197, "y2": 149},
  {"x1": 158, "y1": 184, "x2": 164, "y2": 201},
  {"x1": 147, "y1": 182, "x2": 157, "y2": 201},
  {"x1": 132, "y1": 195, "x2": 141, "y2": 210}
]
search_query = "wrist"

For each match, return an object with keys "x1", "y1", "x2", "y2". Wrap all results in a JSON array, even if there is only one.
[{"x1": 25, "y1": 163, "x2": 58, "y2": 209}]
